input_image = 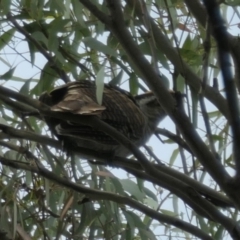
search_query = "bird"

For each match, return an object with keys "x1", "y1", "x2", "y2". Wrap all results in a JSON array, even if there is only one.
[
  {"x1": 39, "y1": 80, "x2": 174, "y2": 157},
  {"x1": 38, "y1": 81, "x2": 236, "y2": 208}
]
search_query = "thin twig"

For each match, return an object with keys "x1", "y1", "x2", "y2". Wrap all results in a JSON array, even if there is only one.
[
  {"x1": 199, "y1": 17, "x2": 220, "y2": 160},
  {"x1": 7, "y1": 13, "x2": 70, "y2": 84},
  {"x1": 155, "y1": 128, "x2": 192, "y2": 153},
  {"x1": 0, "y1": 155, "x2": 214, "y2": 240}
]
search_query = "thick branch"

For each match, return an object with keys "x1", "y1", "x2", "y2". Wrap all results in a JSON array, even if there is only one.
[
  {"x1": 78, "y1": 0, "x2": 111, "y2": 24},
  {"x1": 0, "y1": 125, "x2": 233, "y2": 208},
  {"x1": 0, "y1": 122, "x2": 216, "y2": 218},
  {"x1": 0, "y1": 94, "x2": 37, "y2": 114},
  {"x1": 127, "y1": 0, "x2": 229, "y2": 120},
  {"x1": 0, "y1": 124, "x2": 60, "y2": 149},
  {"x1": 0, "y1": 156, "x2": 215, "y2": 240},
  {"x1": 203, "y1": 1, "x2": 240, "y2": 182},
  {"x1": 99, "y1": 0, "x2": 237, "y2": 206},
  {"x1": 184, "y1": 0, "x2": 240, "y2": 93},
  {"x1": 2, "y1": 4, "x2": 238, "y2": 208}
]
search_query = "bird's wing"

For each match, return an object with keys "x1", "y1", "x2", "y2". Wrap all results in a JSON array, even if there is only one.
[
  {"x1": 40, "y1": 80, "x2": 146, "y2": 144},
  {"x1": 50, "y1": 82, "x2": 106, "y2": 115}
]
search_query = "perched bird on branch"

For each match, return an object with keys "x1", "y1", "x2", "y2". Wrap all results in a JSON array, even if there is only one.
[
  {"x1": 38, "y1": 81, "x2": 235, "y2": 209},
  {"x1": 39, "y1": 80, "x2": 174, "y2": 157}
]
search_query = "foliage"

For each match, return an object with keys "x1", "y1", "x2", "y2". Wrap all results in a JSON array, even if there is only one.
[{"x1": 0, "y1": 0, "x2": 239, "y2": 239}]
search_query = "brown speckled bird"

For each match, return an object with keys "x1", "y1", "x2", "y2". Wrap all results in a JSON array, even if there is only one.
[{"x1": 39, "y1": 80, "x2": 173, "y2": 157}]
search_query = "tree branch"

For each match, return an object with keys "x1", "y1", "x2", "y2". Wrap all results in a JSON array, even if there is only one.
[
  {"x1": 99, "y1": 0, "x2": 237, "y2": 207},
  {"x1": 184, "y1": 0, "x2": 240, "y2": 93},
  {"x1": 1, "y1": 3, "x2": 238, "y2": 208},
  {"x1": 126, "y1": 0, "x2": 229, "y2": 120},
  {"x1": 0, "y1": 156, "x2": 215, "y2": 240},
  {"x1": 203, "y1": 0, "x2": 240, "y2": 184},
  {"x1": 78, "y1": 0, "x2": 111, "y2": 25},
  {"x1": 7, "y1": 13, "x2": 70, "y2": 84},
  {"x1": 199, "y1": 19, "x2": 219, "y2": 159},
  {"x1": 155, "y1": 128, "x2": 192, "y2": 154},
  {"x1": 0, "y1": 124, "x2": 60, "y2": 149},
  {"x1": 0, "y1": 123, "x2": 234, "y2": 209}
]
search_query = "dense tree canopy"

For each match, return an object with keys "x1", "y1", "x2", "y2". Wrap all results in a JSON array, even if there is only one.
[{"x1": 0, "y1": 0, "x2": 240, "y2": 239}]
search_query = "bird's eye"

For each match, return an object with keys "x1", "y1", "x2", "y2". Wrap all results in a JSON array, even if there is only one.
[{"x1": 147, "y1": 99, "x2": 158, "y2": 107}]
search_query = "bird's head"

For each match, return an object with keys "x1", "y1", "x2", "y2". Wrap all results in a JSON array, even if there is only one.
[{"x1": 135, "y1": 91, "x2": 175, "y2": 130}]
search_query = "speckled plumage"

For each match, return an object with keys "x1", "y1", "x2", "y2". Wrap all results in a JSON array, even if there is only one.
[{"x1": 39, "y1": 80, "x2": 172, "y2": 157}]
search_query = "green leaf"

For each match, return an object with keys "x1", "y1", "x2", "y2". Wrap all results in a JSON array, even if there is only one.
[
  {"x1": 120, "y1": 179, "x2": 144, "y2": 201},
  {"x1": 96, "y1": 63, "x2": 106, "y2": 105},
  {"x1": 0, "y1": 28, "x2": 16, "y2": 51},
  {"x1": 143, "y1": 187, "x2": 158, "y2": 201},
  {"x1": 49, "y1": 17, "x2": 71, "y2": 34},
  {"x1": 123, "y1": 211, "x2": 156, "y2": 240},
  {"x1": 19, "y1": 79, "x2": 32, "y2": 95},
  {"x1": 138, "y1": 41, "x2": 170, "y2": 70},
  {"x1": 176, "y1": 74, "x2": 185, "y2": 92},
  {"x1": 0, "y1": 116, "x2": 9, "y2": 125},
  {"x1": 31, "y1": 61, "x2": 58, "y2": 95},
  {"x1": 214, "y1": 225, "x2": 225, "y2": 240},
  {"x1": 72, "y1": 0, "x2": 86, "y2": 27},
  {"x1": 198, "y1": 216, "x2": 210, "y2": 233},
  {"x1": 0, "y1": 67, "x2": 16, "y2": 80},
  {"x1": 225, "y1": 0, "x2": 240, "y2": 6},
  {"x1": 109, "y1": 70, "x2": 123, "y2": 85},
  {"x1": 172, "y1": 195, "x2": 179, "y2": 216},
  {"x1": 208, "y1": 110, "x2": 221, "y2": 118},
  {"x1": 129, "y1": 73, "x2": 138, "y2": 96},
  {"x1": 31, "y1": 31, "x2": 48, "y2": 47},
  {"x1": 28, "y1": 41, "x2": 36, "y2": 66},
  {"x1": 110, "y1": 177, "x2": 125, "y2": 195},
  {"x1": 160, "y1": 209, "x2": 177, "y2": 217},
  {"x1": 169, "y1": 148, "x2": 179, "y2": 166},
  {"x1": 191, "y1": 90, "x2": 199, "y2": 128},
  {"x1": 139, "y1": 228, "x2": 157, "y2": 240},
  {"x1": 83, "y1": 37, "x2": 118, "y2": 57},
  {"x1": 122, "y1": 210, "x2": 135, "y2": 230},
  {"x1": 0, "y1": 56, "x2": 11, "y2": 68},
  {"x1": 0, "y1": 0, "x2": 11, "y2": 15},
  {"x1": 48, "y1": 33, "x2": 59, "y2": 53},
  {"x1": 160, "y1": 73, "x2": 170, "y2": 89},
  {"x1": 144, "y1": 197, "x2": 158, "y2": 209}
]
